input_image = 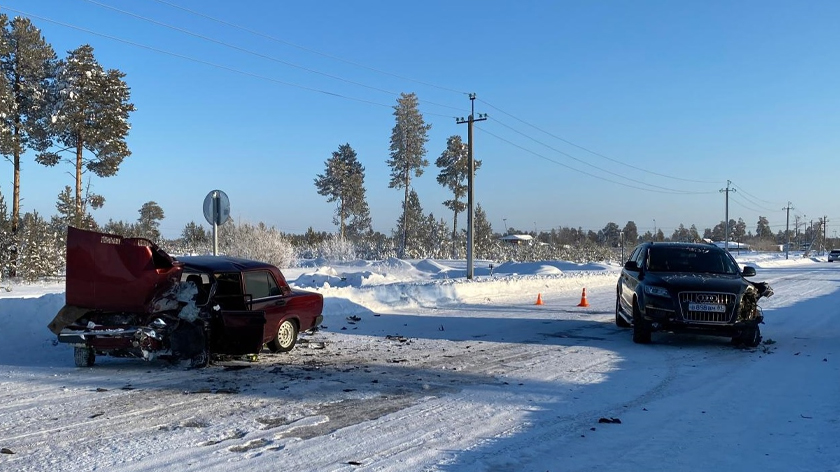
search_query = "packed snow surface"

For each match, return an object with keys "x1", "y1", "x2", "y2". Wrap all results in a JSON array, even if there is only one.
[{"x1": 1, "y1": 253, "x2": 838, "y2": 471}]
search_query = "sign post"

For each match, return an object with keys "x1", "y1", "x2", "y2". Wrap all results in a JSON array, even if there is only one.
[{"x1": 203, "y1": 190, "x2": 231, "y2": 255}]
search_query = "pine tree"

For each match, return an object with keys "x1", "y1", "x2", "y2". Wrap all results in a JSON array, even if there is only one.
[
  {"x1": 54, "y1": 185, "x2": 98, "y2": 230},
  {"x1": 0, "y1": 188, "x2": 11, "y2": 279},
  {"x1": 393, "y1": 189, "x2": 424, "y2": 258},
  {"x1": 387, "y1": 92, "x2": 430, "y2": 257},
  {"x1": 181, "y1": 221, "x2": 209, "y2": 254},
  {"x1": 36, "y1": 44, "x2": 135, "y2": 226},
  {"x1": 0, "y1": 15, "x2": 58, "y2": 276},
  {"x1": 18, "y1": 210, "x2": 61, "y2": 280},
  {"x1": 473, "y1": 203, "x2": 495, "y2": 259},
  {"x1": 622, "y1": 221, "x2": 639, "y2": 247},
  {"x1": 136, "y1": 201, "x2": 164, "y2": 242},
  {"x1": 756, "y1": 216, "x2": 771, "y2": 240},
  {"x1": 102, "y1": 219, "x2": 136, "y2": 237},
  {"x1": 436, "y1": 134, "x2": 481, "y2": 258},
  {"x1": 314, "y1": 143, "x2": 372, "y2": 240}
]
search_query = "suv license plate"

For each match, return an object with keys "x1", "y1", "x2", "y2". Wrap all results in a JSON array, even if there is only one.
[{"x1": 688, "y1": 303, "x2": 725, "y2": 313}]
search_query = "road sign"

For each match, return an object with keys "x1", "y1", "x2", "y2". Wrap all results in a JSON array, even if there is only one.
[{"x1": 203, "y1": 190, "x2": 230, "y2": 226}]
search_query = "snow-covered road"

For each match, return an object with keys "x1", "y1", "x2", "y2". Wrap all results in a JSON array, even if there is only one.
[{"x1": 1, "y1": 258, "x2": 838, "y2": 471}]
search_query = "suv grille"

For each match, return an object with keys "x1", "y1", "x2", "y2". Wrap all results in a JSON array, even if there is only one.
[{"x1": 678, "y1": 292, "x2": 736, "y2": 323}]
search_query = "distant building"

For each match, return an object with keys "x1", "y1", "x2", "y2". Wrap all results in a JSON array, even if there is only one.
[
  {"x1": 499, "y1": 234, "x2": 534, "y2": 245},
  {"x1": 709, "y1": 240, "x2": 751, "y2": 251}
]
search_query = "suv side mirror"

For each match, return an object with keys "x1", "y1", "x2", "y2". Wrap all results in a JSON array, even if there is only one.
[
  {"x1": 741, "y1": 266, "x2": 756, "y2": 277},
  {"x1": 624, "y1": 260, "x2": 640, "y2": 271}
]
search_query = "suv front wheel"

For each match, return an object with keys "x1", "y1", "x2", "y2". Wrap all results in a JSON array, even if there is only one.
[{"x1": 632, "y1": 301, "x2": 651, "y2": 344}]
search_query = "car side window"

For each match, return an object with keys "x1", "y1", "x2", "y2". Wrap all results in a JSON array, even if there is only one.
[
  {"x1": 244, "y1": 270, "x2": 281, "y2": 300},
  {"x1": 214, "y1": 272, "x2": 246, "y2": 310},
  {"x1": 634, "y1": 247, "x2": 647, "y2": 269},
  {"x1": 627, "y1": 246, "x2": 641, "y2": 264}
]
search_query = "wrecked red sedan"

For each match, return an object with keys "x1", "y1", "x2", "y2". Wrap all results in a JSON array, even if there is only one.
[{"x1": 48, "y1": 227, "x2": 324, "y2": 367}]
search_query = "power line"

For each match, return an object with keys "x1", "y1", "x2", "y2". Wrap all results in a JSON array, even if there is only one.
[
  {"x1": 477, "y1": 125, "x2": 716, "y2": 195},
  {"x1": 150, "y1": 0, "x2": 470, "y2": 96},
  {"x1": 477, "y1": 98, "x2": 720, "y2": 185},
  {"x1": 488, "y1": 117, "x2": 711, "y2": 194},
  {"x1": 729, "y1": 180, "x2": 785, "y2": 206},
  {"x1": 0, "y1": 6, "x2": 460, "y2": 120},
  {"x1": 79, "y1": 0, "x2": 466, "y2": 113},
  {"x1": 728, "y1": 181, "x2": 784, "y2": 212}
]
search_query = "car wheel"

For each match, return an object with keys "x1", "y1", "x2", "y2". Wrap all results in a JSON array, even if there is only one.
[
  {"x1": 190, "y1": 349, "x2": 210, "y2": 368},
  {"x1": 632, "y1": 301, "x2": 651, "y2": 344},
  {"x1": 739, "y1": 326, "x2": 762, "y2": 348},
  {"x1": 267, "y1": 319, "x2": 298, "y2": 353},
  {"x1": 74, "y1": 346, "x2": 95, "y2": 367},
  {"x1": 615, "y1": 295, "x2": 631, "y2": 328}
]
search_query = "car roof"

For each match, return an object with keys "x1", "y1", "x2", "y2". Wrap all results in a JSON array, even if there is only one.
[
  {"x1": 645, "y1": 242, "x2": 721, "y2": 250},
  {"x1": 176, "y1": 255, "x2": 277, "y2": 273}
]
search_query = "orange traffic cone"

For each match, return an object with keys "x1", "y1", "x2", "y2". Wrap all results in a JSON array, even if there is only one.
[
  {"x1": 577, "y1": 288, "x2": 590, "y2": 307},
  {"x1": 535, "y1": 293, "x2": 544, "y2": 305}
]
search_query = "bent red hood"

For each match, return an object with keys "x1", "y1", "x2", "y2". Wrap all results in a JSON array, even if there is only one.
[{"x1": 65, "y1": 226, "x2": 183, "y2": 312}]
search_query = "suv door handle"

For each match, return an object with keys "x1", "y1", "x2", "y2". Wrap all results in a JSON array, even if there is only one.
[{"x1": 274, "y1": 299, "x2": 287, "y2": 307}]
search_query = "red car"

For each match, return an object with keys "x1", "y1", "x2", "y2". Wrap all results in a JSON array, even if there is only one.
[{"x1": 48, "y1": 227, "x2": 324, "y2": 367}]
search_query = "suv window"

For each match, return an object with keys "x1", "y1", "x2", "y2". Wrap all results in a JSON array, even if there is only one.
[{"x1": 647, "y1": 246, "x2": 738, "y2": 274}]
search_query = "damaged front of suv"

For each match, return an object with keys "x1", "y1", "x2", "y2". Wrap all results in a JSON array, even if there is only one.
[
  {"x1": 48, "y1": 227, "x2": 266, "y2": 367},
  {"x1": 616, "y1": 242, "x2": 773, "y2": 346}
]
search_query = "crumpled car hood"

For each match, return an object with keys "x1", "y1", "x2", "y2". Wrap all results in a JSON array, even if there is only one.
[{"x1": 65, "y1": 227, "x2": 183, "y2": 313}]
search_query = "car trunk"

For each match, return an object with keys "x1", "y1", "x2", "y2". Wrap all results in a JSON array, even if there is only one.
[{"x1": 65, "y1": 226, "x2": 183, "y2": 313}]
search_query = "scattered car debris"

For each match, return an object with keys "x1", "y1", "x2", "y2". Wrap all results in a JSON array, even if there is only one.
[{"x1": 598, "y1": 417, "x2": 622, "y2": 424}]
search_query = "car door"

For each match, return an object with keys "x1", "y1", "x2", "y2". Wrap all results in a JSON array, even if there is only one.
[
  {"x1": 208, "y1": 272, "x2": 266, "y2": 355},
  {"x1": 243, "y1": 270, "x2": 288, "y2": 343},
  {"x1": 619, "y1": 245, "x2": 644, "y2": 313}
]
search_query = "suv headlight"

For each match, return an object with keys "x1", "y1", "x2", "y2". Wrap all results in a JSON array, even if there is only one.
[{"x1": 644, "y1": 285, "x2": 670, "y2": 298}]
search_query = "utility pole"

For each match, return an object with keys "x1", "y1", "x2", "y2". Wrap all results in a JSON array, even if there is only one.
[
  {"x1": 783, "y1": 202, "x2": 793, "y2": 259},
  {"x1": 456, "y1": 93, "x2": 487, "y2": 280},
  {"x1": 824, "y1": 216, "x2": 828, "y2": 253},
  {"x1": 720, "y1": 180, "x2": 735, "y2": 251}
]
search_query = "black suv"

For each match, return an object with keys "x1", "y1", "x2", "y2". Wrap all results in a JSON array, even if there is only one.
[{"x1": 616, "y1": 242, "x2": 764, "y2": 346}]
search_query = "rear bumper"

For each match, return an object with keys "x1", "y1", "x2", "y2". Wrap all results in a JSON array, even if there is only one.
[{"x1": 57, "y1": 327, "x2": 138, "y2": 349}]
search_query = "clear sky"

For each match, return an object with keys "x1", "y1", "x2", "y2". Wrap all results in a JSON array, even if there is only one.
[{"x1": 1, "y1": 0, "x2": 839, "y2": 239}]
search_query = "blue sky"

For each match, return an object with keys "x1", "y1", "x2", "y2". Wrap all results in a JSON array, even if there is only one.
[{"x1": 2, "y1": 0, "x2": 839, "y2": 240}]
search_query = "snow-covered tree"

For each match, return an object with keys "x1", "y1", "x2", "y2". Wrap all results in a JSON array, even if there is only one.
[
  {"x1": 0, "y1": 15, "x2": 58, "y2": 275},
  {"x1": 102, "y1": 219, "x2": 136, "y2": 238},
  {"x1": 17, "y1": 210, "x2": 62, "y2": 281},
  {"x1": 599, "y1": 222, "x2": 621, "y2": 247},
  {"x1": 756, "y1": 216, "x2": 771, "y2": 240},
  {"x1": 136, "y1": 201, "x2": 164, "y2": 241},
  {"x1": 0, "y1": 189, "x2": 12, "y2": 279},
  {"x1": 180, "y1": 221, "x2": 210, "y2": 254},
  {"x1": 436, "y1": 134, "x2": 481, "y2": 258},
  {"x1": 314, "y1": 143, "x2": 372, "y2": 240},
  {"x1": 387, "y1": 92, "x2": 430, "y2": 257},
  {"x1": 621, "y1": 221, "x2": 638, "y2": 247},
  {"x1": 472, "y1": 203, "x2": 495, "y2": 258},
  {"x1": 393, "y1": 189, "x2": 425, "y2": 258},
  {"x1": 219, "y1": 221, "x2": 295, "y2": 269},
  {"x1": 54, "y1": 185, "x2": 99, "y2": 231},
  {"x1": 36, "y1": 44, "x2": 134, "y2": 226}
]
